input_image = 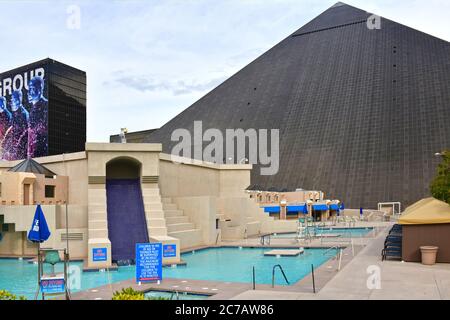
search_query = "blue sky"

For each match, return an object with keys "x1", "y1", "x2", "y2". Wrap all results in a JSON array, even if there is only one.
[{"x1": 0, "y1": 0, "x2": 449, "y2": 141}]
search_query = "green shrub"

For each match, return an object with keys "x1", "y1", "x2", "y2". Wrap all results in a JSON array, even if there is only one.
[
  {"x1": 112, "y1": 287, "x2": 169, "y2": 300},
  {"x1": 0, "y1": 290, "x2": 27, "y2": 300},
  {"x1": 430, "y1": 151, "x2": 450, "y2": 205},
  {"x1": 112, "y1": 287, "x2": 145, "y2": 300}
]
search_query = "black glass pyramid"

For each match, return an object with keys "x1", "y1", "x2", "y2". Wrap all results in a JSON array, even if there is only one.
[
  {"x1": 145, "y1": 3, "x2": 450, "y2": 208},
  {"x1": 8, "y1": 158, "x2": 56, "y2": 177}
]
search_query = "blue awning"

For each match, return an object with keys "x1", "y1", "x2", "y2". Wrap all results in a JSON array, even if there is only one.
[
  {"x1": 264, "y1": 206, "x2": 280, "y2": 213},
  {"x1": 313, "y1": 204, "x2": 329, "y2": 211},
  {"x1": 287, "y1": 205, "x2": 307, "y2": 213},
  {"x1": 330, "y1": 204, "x2": 339, "y2": 210}
]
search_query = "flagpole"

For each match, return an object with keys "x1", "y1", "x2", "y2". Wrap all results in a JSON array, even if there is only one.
[
  {"x1": 63, "y1": 153, "x2": 69, "y2": 257},
  {"x1": 63, "y1": 153, "x2": 71, "y2": 299},
  {"x1": 35, "y1": 242, "x2": 40, "y2": 300}
]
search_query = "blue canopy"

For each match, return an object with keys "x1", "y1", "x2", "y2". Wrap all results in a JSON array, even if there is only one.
[
  {"x1": 264, "y1": 206, "x2": 280, "y2": 213},
  {"x1": 287, "y1": 205, "x2": 307, "y2": 213},
  {"x1": 330, "y1": 204, "x2": 339, "y2": 210},
  {"x1": 312, "y1": 204, "x2": 329, "y2": 211},
  {"x1": 27, "y1": 205, "x2": 51, "y2": 243}
]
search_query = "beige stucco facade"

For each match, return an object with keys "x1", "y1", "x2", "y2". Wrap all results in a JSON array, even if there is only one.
[{"x1": 0, "y1": 143, "x2": 291, "y2": 268}]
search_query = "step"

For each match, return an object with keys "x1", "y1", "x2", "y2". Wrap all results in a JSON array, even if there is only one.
[
  {"x1": 144, "y1": 211, "x2": 165, "y2": 219},
  {"x1": 145, "y1": 203, "x2": 164, "y2": 211},
  {"x1": 167, "y1": 223, "x2": 196, "y2": 233},
  {"x1": 162, "y1": 198, "x2": 173, "y2": 204},
  {"x1": 142, "y1": 196, "x2": 163, "y2": 203},
  {"x1": 164, "y1": 210, "x2": 184, "y2": 217},
  {"x1": 148, "y1": 227, "x2": 168, "y2": 237},
  {"x1": 168, "y1": 229, "x2": 203, "y2": 249},
  {"x1": 89, "y1": 204, "x2": 107, "y2": 212},
  {"x1": 88, "y1": 228, "x2": 108, "y2": 239},
  {"x1": 88, "y1": 220, "x2": 108, "y2": 230},
  {"x1": 165, "y1": 216, "x2": 190, "y2": 225},
  {"x1": 141, "y1": 188, "x2": 161, "y2": 196},
  {"x1": 147, "y1": 218, "x2": 167, "y2": 228},
  {"x1": 163, "y1": 203, "x2": 178, "y2": 210}
]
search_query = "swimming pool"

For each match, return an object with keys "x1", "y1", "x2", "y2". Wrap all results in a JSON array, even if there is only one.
[
  {"x1": 0, "y1": 247, "x2": 338, "y2": 299},
  {"x1": 272, "y1": 227, "x2": 374, "y2": 239}
]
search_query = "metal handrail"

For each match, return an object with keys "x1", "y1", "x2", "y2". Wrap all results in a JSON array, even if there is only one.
[
  {"x1": 323, "y1": 246, "x2": 340, "y2": 255},
  {"x1": 170, "y1": 291, "x2": 179, "y2": 300},
  {"x1": 272, "y1": 264, "x2": 290, "y2": 288},
  {"x1": 215, "y1": 232, "x2": 220, "y2": 245}
]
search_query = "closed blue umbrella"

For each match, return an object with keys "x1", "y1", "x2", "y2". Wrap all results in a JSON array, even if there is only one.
[
  {"x1": 28, "y1": 205, "x2": 51, "y2": 300},
  {"x1": 28, "y1": 205, "x2": 51, "y2": 243},
  {"x1": 302, "y1": 204, "x2": 309, "y2": 214},
  {"x1": 338, "y1": 203, "x2": 345, "y2": 217},
  {"x1": 360, "y1": 207, "x2": 364, "y2": 217}
]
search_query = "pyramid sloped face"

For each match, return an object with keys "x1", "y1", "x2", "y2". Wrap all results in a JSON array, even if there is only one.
[
  {"x1": 146, "y1": 3, "x2": 450, "y2": 208},
  {"x1": 292, "y1": 2, "x2": 371, "y2": 35}
]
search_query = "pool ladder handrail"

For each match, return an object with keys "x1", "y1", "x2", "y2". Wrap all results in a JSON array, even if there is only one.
[
  {"x1": 272, "y1": 264, "x2": 290, "y2": 288},
  {"x1": 323, "y1": 246, "x2": 340, "y2": 256},
  {"x1": 170, "y1": 291, "x2": 180, "y2": 300}
]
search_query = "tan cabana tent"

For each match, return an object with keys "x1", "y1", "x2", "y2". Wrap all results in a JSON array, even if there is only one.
[
  {"x1": 399, "y1": 198, "x2": 450, "y2": 263},
  {"x1": 399, "y1": 197, "x2": 450, "y2": 225}
]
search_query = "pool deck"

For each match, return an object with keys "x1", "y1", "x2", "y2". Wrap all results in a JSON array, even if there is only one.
[
  {"x1": 231, "y1": 224, "x2": 450, "y2": 300},
  {"x1": 67, "y1": 241, "x2": 365, "y2": 300},
  {"x1": 64, "y1": 222, "x2": 400, "y2": 300}
]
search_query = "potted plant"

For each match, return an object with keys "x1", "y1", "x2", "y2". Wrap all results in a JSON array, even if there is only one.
[{"x1": 420, "y1": 246, "x2": 439, "y2": 265}]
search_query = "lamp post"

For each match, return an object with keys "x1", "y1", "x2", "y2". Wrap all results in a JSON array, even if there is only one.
[{"x1": 239, "y1": 158, "x2": 249, "y2": 164}]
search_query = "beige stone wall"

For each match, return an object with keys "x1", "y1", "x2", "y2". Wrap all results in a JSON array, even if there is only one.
[
  {"x1": 0, "y1": 143, "x2": 285, "y2": 260},
  {"x1": 42, "y1": 153, "x2": 88, "y2": 206},
  {"x1": 159, "y1": 155, "x2": 220, "y2": 198},
  {"x1": 159, "y1": 153, "x2": 252, "y2": 198},
  {"x1": 0, "y1": 172, "x2": 28, "y2": 205},
  {"x1": 174, "y1": 196, "x2": 217, "y2": 245},
  {"x1": 159, "y1": 154, "x2": 277, "y2": 243}
]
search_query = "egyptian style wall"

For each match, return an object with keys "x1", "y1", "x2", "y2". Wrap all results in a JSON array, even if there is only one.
[{"x1": 0, "y1": 143, "x2": 286, "y2": 263}]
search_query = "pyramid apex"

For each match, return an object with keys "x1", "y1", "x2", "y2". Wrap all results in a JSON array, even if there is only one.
[{"x1": 331, "y1": 2, "x2": 348, "y2": 8}]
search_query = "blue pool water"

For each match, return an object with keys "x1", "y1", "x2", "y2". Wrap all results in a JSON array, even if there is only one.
[
  {"x1": 0, "y1": 247, "x2": 337, "y2": 299},
  {"x1": 272, "y1": 227, "x2": 373, "y2": 238}
]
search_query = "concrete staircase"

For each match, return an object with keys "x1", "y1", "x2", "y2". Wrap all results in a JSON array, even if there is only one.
[
  {"x1": 162, "y1": 198, "x2": 202, "y2": 249},
  {"x1": 141, "y1": 187, "x2": 168, "y2": 237}
]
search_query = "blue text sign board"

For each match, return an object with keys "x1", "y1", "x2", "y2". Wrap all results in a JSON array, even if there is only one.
[
  {"x1": 136, "y1": 243, "x2": 162, "y2": 283},
  {"x1": 40, "y1": 277, "x2": 65, "y2": 294},
  {"x1": 163, "y1": 244, "x2": 177, "y2": 258},
  {"x1": 92, "y1": 247, "x2": 107, "y2": 262}
]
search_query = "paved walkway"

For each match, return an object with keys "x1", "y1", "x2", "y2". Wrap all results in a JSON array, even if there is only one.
[{"x1": 231, "y1": 225, "x2": 450, "y2": 300}]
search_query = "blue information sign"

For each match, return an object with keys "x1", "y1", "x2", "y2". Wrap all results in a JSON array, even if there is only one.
[
  {"x1": 92, "y1": 247, "x2": 107, "y2": 262},
  {"x1": 135, "y1": 243, "x2": 162, "y2": 283},
  {"x1": 163, "y1": 244, "x2": 177, "y2": 258},
  {"x1": 40, "y1": 277, "x2": 65, "y2": 294}
]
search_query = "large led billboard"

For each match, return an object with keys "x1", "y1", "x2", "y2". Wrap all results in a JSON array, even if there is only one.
[
  {"x1": 0, "y1": 65, "x2": 48, "y2": 160},
  {"x1": 0, "y1": 58, "x2": 86, "y2": 160}
]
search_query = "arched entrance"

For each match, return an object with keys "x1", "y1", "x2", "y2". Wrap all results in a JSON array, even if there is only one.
[
  {"x1": 105, "y1": 157, "x2": 148, "y2": 264},
  {"x1": 106, "y1": 157, "x2": 141, "y2": 180}
]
